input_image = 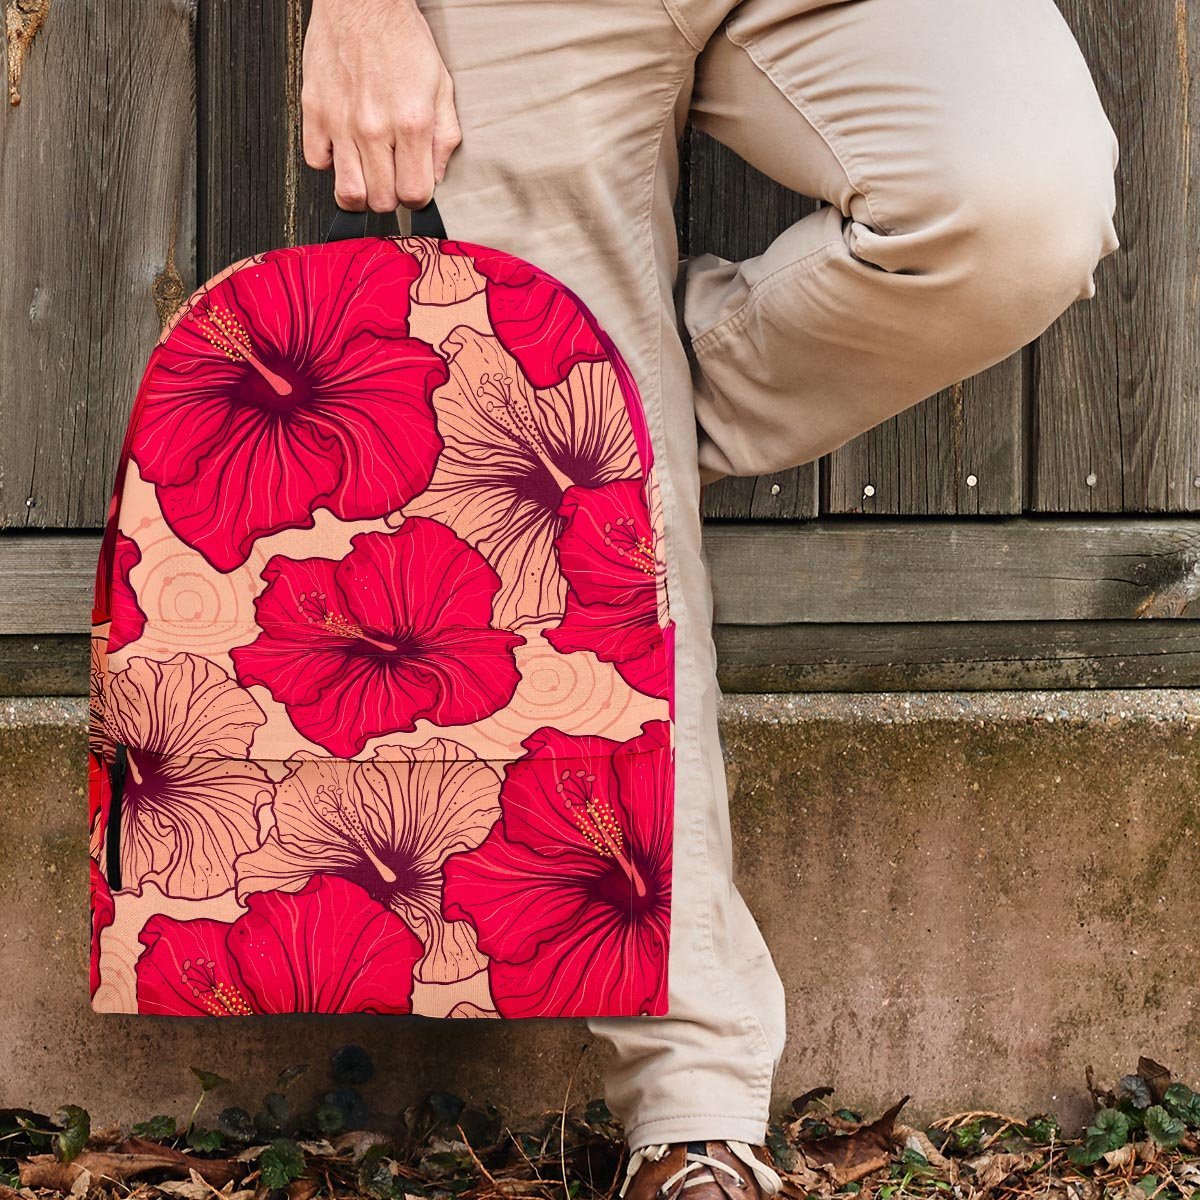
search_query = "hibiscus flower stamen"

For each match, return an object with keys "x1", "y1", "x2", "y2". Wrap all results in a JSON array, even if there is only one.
[
  {"x1": 298, "y1": 592, "x2": 414, "y2": 655},
  {"x1": 195, "y1": 306, "x2": 294, "y2": 398},
  {"x1": 477, "y1": 373, "x2": 574, "y2": 493},
  {"x1": 603, "y1": 516, "x2": 656, "y2": 577},
  {"x1": 557, "y1": 767, "x2": 646, "y2": 898},
  {"x1": 311, "y1": 784, "x2": 399, "y2": 885},
  {"x1": 179, "y1": 956, "x2": 254, "y2": 1017}
]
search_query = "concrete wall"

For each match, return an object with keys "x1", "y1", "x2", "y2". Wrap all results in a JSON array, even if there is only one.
[{"x1": 4, "y1": 691, "x2": 1199, "y2": 1130}]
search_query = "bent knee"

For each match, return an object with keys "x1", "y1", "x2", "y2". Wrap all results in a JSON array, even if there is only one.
[{"x1": 850, "y1": 107, "x2": 1119, "y2": 346}]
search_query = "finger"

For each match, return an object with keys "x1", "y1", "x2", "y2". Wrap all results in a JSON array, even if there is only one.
[
  {"x1": 358, "y1": 130, "x2": 400, "y2": 212},
  {"x1": 303, "y1": 123, "x2": 334, "y2": 171},
  {"x1": 393, "y1": 110, "x2": 436, "y2": 209},
  {"x1": 331, "y1": 138, "x2": 368, "y2": 211},
  {"x1": 431, "y1": 79, "x2": 462, "y2": 183},
  {"x1": 301, "y1": 96, "x2": 334, "y2": 169}
]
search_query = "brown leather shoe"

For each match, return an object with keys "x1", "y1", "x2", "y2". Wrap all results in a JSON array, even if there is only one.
[{"x1": 620, "y1": 1142, "x2": 783, "y2": 1200}]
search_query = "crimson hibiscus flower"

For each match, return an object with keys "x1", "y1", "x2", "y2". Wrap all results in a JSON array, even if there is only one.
[
  {"x1": 90, "y1": 860, "x2": 114, "y2": 999},
  {"x1": 443, "y1": 721, "x2": 672, "y2": 1018},
  {"x1": 439, "y1": 241, "x2": 606, "y2": 387},
  {"x1": 108, "y1": 533, "x2": 147, "y2": 653},
  {"x1": 131, "y1": 241, "x2": 448, "y2": 572},
  {"x1": 231, "y1": 521, "x2": 525, "y2": 758},
  {"x1": 544, "y1": 480, "x2": 670, "y2": 699},
  {"x1": 135, "y1": 874, "x2": 422, "y2": 1016}
]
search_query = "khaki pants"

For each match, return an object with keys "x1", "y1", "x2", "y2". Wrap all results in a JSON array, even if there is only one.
[{"x1": 420, "y1": 0, "x2": 1119, "y2": 1148}]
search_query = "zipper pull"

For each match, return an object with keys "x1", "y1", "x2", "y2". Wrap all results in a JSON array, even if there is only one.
[{"x1": 105, "y1": 743, "x2": 127, "y2": 890}]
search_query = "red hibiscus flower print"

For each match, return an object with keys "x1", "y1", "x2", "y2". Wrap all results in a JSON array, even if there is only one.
[
  {"x1": 544, "y1": 480, "x2": 669, "y2": 699},
  {"x1": 443, "y1": 721, "x2": 672, "y2": 1018},
  {"x1": 440, "y1": 242, "x2": 605, "y2": 387},
  {"x1": 235, "y1": 740, "x2": 502, "y2": 983},
  {"x1": 404, "y1": 327, "x2": 638, "y2": 628},
  {"x1": 231, "y1": 522, "x2": 525, "y2": 758},
  {"x1": 135, "y1": 874, "x2": 422, "y2": 1016},
  {"x1": 103, "y1": 653, "x2": 272, "y2": 898},
  {"x1": 109, "y1": 533, "x2": 147, "y2": 653},
  {"x1": 90, "y1": 860, "x2": 114, "y2": 998},
  {"x1": 131, "y1": 242, "x2": 448, "y2": 572}
]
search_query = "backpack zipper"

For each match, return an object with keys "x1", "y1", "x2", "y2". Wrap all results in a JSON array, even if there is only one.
[{"x1": 105, "y1": 743, "x2": 127, "y2": 890}]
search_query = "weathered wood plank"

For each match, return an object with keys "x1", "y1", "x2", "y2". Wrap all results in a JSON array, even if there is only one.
[
  {"x1": 823, "y1": 357, "x2": 1026, "y2": 516},
  {"x1": 0, "y1": 0, "x2": 196, "y2": 529},
  {"x1": 705, "y1": 518, "x2": 1200, "y2": 623},
  {"x1": 0, "y1": 636, "x2": 88, "y2": 696},
  {"x1": 1033, "y1": 0, "x2": 1200, "y2": 512},
  {"x1": 11, "y1": 519, "x2": 1200, "y2": 634},
  {"x1": 686, "y1": 132, "x2": 819, "y2": 520},
  {"x1": 199, "y1": 0, "x2": 395, "y2": 276},
  {"x1": 12, "y1": 620, "x2": 1200, "y2": 698},
  {"x1": 715, "y1": 620, "x2": 1200, "y2": 692}
]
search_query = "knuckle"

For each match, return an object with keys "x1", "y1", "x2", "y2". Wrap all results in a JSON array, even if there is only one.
[
  {"x1": 369, "y1": 192, "x2": 400, "y2": 213},
  {"x1": 355, "y1": 114, "x2": 390, "y2": 142},
  {"x1": 395, "y1": 107, "x2": 434, "y2": 136},
  {"x1": 335, "y1": 184, "x2": 367, "y2": 208},
  {"x1": 397, "y1": 185, "x2": 433, "y2": 208}
]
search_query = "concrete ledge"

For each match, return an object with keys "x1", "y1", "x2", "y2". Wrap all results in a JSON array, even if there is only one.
[{"x1": 4, "y1": 693, "x2": 1199, "y2": 1129}]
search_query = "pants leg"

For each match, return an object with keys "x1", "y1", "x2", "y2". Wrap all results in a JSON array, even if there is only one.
[
  {"x1": 683, "y1": 0, "x2": 1121, "y2": 483},
  {"x1": 419, "y1": 0, "x2": 787, "y2": 1150}
]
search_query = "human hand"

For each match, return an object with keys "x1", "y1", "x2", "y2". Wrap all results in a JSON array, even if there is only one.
[{"x1": 302, "y1": 0, "x2": 461, "y2": 212}]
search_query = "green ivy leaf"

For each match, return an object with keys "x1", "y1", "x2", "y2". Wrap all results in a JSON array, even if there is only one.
[
  {"x1": 132, "y1": 1115, "x2": 177, "y2": 1140},
  {"x1": 1145, "y1": 1106, "x2": 1186, "y2": 1149},
  {"x1": 1069, "y1": 1108, "x2": 1131, "y2": 1166},
  {"x1": 217, "y1": 1106, "x2": 256, "y2": 1145},
  {"x1": 1120, "y1": 1076, "x2": 1154, "y2": 1111},
  {"x1": 191, "y1": 1068, "x2": 230, "y2": 1094},
  {"x1": 277, "y1": 1065, "x2": 308, "y2": 1090},
  {"x1": 260, "y1": 1138, "x2": 306, "y2": 1190},
  {"x1": 52, "y1": 1106, "x2": 90, "y2": 1164},
  {"x1": 1163, "y1": 1084, "x2": 1200, "y2": 1126},
  {"x1": 331, "y1": 1045, "x2": 375, "y2": 1087},
  {"x1": 358, "y1": 1145, "x2": 397, "y2": 1200},
  {"x1": 187, "y1": 1128, "x2": 224, "y2": 1153},
  {"x1": 1023, "y1": 1115, "x2": 1061, "y2": 1146},
  {"x1": 315, "y1": 1102, "x2": 345, "y2": 1137}
]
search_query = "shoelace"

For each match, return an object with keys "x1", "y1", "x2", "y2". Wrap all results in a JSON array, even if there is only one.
[{"x1": 620, "y1": 1142, "x2": 783, "y2": 1199}]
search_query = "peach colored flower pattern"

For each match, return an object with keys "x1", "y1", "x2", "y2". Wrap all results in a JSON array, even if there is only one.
[
  {"x1": 103, "y1": 653, "x2": 272, "y2": 898},
  {"x1": 405, "y1": 327, "x2": 638, "y2": 628},
  {"x1": 235, "y1": 740, "x2": 501, "y2": 982}
]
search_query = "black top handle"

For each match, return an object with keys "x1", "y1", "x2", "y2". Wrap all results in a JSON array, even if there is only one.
[{"x1": 325, "y1": 197, "x2": 446, "y2": 243}]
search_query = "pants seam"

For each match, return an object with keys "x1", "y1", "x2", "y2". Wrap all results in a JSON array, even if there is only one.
[
  {"x1": 660, "y1": 0, "x2": 705, "y2": 51},
  {"x1": 605, "y1": 51, "x2": 775, "y2": 1129},
  {"x1": 723, "y1": 27, "x2": 895, "y2": 234},
  {"x1": 690, "y1": 239, "x2": 841, "y2": 350}
]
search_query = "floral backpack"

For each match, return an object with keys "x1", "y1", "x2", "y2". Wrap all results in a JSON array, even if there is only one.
[{"x1": 89, "y1": 202, "x2": 674, "y2": 1020}]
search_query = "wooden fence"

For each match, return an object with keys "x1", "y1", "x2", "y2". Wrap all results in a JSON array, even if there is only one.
[{"x1": 1, "y1": 0, "x2": 1197, "y2": 693}]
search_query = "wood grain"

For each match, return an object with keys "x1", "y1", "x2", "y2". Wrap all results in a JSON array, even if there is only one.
[
  {"x1": 1033, "y1": 0, "x2": 1200, "y2": 512},
  {"x1": 0, "y1": 0, "x2": 196, "y2": 529},
  {"x1": 11, "y1": 520, "x2": 1200, "y2": 635},
  {"x1": 715, "y1": 620, "x2": 1200, "y2": 692},
  {"x1": 822, "y1": 358, "x2": 1026, "y2": 516},
  {"x1": 686, "y1": 132, "x2": 820, "y2": 520},
  {"x1": 705, "y1": 518, "x2": 1200, "y2": 624}
]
